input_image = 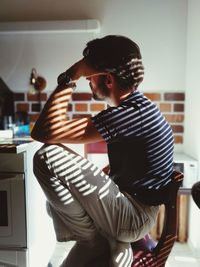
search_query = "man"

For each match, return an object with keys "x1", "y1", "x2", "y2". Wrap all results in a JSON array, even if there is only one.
[
  {"x1": 31, "y1": 35, "x2": 174, "y2": 267},
  {"x1": 192, "y1": 182, "x2": 200, "y2": 209}
]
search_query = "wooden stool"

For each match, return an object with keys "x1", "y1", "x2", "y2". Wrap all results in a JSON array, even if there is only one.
[{"x1": 131, "y1": 171, "x2": 183, "y2": 267}]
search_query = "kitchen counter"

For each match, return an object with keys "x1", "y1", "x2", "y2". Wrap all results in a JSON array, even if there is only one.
[
  {"x1": 0, "y1": 136, "x2": 33, "y2": 153},
  {"x1": 0, "y1": 137, "x2": 85, "y2": 156},
  {"x1": 0, "y1": 137, "x2": 197, "y2": 192}
]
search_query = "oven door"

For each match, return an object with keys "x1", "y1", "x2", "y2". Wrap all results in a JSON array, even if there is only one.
[{"x1": 0, "y1": 173, "x2": 26, "y2": 248}]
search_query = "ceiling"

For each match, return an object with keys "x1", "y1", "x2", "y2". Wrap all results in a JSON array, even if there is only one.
[{"x1": 0, "y1": 0, "x2": 105, "y2": 22}]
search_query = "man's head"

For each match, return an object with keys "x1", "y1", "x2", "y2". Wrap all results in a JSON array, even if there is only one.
[{"x1": 83, "y1": 35, "x2": 144, "y2": 91}]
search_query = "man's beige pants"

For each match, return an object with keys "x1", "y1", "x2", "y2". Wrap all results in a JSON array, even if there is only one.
[{"x1": 33, "y1": 144, "x2": 159, "y2": 267}]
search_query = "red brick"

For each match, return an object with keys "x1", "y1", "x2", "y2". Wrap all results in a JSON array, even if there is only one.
[
  {"x1": 159, "y1": 103, "x2": 172, "y2": 112},
  {"x1": 174, "y1": 135, "x2": 183, "y2": 144},
  {"x1": 72, "y1": 93, "x2": 92, "y2": 101},
  {"x1": 90, "y1": 103, "x2": 105, "y2": 112},
  {"x1": 27, "y1": 93, "x2": 47, "y2": 101},
  {"x1": 16, "y1": 103, "x2": 29, "y2": 112},
  {"x1": 75, "y1": 103, "x2": 88, "y2": 112},
  {"x1": 164, "y1": 93, "x2": 185, "y2": 101},
  {"x1": 171, "y1": 125, "x2": 184, "y2": 133},
  {"x1": 72, "y1": 114, "x2": 91, "y2": 119},
  {"x1": 174, "y1": 103, "x2": 184, "y2": 112},
  {"x1": 29, "y1": 113, "x2": 40, "y2": 122},
  {"x1": 144, "y1": 93, "x2": 161, "y2": 101},
  {"x1": 31, "y1": 103, "x2": 42, "y2": 112},
  {"x1": 164, "y1": 114, "x2": 184, "y2": 123}
]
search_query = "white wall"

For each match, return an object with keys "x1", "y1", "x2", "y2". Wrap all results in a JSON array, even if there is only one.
[
  {"x1": 185, "y1": 0, "x2": 200, "y2": 160},
  {"x1": 0, "y1": 31, "x2": 97, "y2": 92},
  {"x1": 99, "y1": 0, "x2": 187, "y2": 92},
  {"x1": 0, "y1": 0, "x2": 187, "y2": 93},
  {"x1": 185, "y1": 0, "x2": 200, "y2": 254}
]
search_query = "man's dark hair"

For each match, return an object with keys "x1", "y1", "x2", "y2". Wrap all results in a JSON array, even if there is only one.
[{"x1": 83, "y1": 35, "x2": 144, "y2": 90}]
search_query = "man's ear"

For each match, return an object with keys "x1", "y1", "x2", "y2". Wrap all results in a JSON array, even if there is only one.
[{"x1": 105, "y1": 73, "x2": 115, "y2": 89}]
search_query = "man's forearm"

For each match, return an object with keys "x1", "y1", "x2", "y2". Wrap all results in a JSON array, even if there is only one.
[
  {"x1": 31, "y1": 83, "x2": 75, "y2": 142},
  {"x1": 31, "y1": 58, "x2": 105, "y2": 144}
]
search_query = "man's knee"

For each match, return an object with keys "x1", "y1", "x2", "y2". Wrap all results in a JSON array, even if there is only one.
[
  {"x1": 33, "y1": 143, "x2": 78, "y2": 179},
  {"x1": 33, "y1": 144, "x2": 52, "y2": 176},
  {"x1": 33, "y1": 144, "x2": 60, "y2": 164}
]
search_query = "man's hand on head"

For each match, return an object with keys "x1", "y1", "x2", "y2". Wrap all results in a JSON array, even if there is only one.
[
  {"x1": 67, "y1": 58, "x2": 97, "y2": 80},
  {"x1": 57, "y1": 58, "x2": 107, "y2": 86}
]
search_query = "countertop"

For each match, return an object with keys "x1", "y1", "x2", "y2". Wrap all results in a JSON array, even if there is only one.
[
  {"x1": 0, "y1": 138, "x2": 195, "y2": 194},
  {"x1": 0, "y1": 137, "x2": 85, "y2": 155},
  {"x1": 0, "y1": 136, "x2": 33, "y2": 153}
]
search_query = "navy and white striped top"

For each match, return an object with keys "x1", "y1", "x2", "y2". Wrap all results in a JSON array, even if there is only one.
[{"x1": 92, "y1": 91, "x2": 174, "y2": 196}]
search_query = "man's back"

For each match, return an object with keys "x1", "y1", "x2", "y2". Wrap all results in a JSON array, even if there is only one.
[{"x1": 92, "y1": 90, "x2": 174, "y2": 196}]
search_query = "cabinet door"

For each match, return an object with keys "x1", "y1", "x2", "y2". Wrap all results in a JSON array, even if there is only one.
[{"x1": 0, "y1": 249, "x2": 27, "y2": 267}]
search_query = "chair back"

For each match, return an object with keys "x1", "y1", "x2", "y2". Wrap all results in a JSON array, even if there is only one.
[{"x1": 131, "y1": 170, "x2": 184, "y2": 267}]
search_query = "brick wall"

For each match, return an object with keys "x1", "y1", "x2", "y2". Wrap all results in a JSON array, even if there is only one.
[{"x1": 14, "y1": 91, "x2": 185, "y2": 144}]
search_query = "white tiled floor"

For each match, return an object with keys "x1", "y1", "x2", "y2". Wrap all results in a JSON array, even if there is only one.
[
  {"x1": 49, "y1": 241, "x2": 200, "y2": 267},
  {"x1": 166, "y1": 242, "x2": 200, "y2": 267}
]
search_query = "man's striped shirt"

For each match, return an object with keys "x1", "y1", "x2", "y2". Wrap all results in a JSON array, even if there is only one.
[{"x1": 92, "y1": 91, "x2": 174, "y2": 196}]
